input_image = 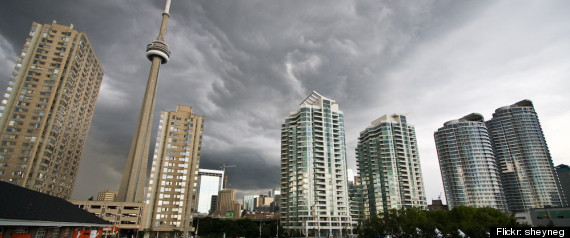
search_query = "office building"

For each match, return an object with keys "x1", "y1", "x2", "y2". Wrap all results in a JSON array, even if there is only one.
[
  {"x1": 196, "y1": 169, "x2": 224, "y2": 214},
  {"x1": 143, "y1": 105, "x2": 204, "y2": 232},
  {"x1": 0, "y1": 21, "x2": 103, "y2": 199},
  {"x1": 555, "y1": 164, "x2": 570, "y2": 206},
  {"x1": 434, "y1": 113, "x2": 507, "y2": 211},
  {"x1": 280, "y1": 91, "x2": 353, "y2": 237},
  {"x1": 243, "y1": 194, "x2": 259, "y2": 212},
  {"x1": 268, "y1": 189, "x2": 281, "y2": 214},
  {"x1": 269, "y1": 188, "x2": 281, "y2": 198},
  {"x1": 97, "y1": 189, "x2": 118, "y2": 202},
  {"x1": 356, "y1": 114, "x2": 427, "y2": 217},
  {"x1": 210, "y1": 195, "x2": 218, "y2": 214},
  {"x1": 212, "y1": 189, "x2": 241, "y2": 218},
  {"x1": 253, "y1": 195, "x2": 274, "y2": 213},
  {"x1": 487, "y1": 100, "x2": 564, "y2": 212}
]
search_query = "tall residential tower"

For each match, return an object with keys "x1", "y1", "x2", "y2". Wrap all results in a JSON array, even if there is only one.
[
  {"x1": 486, "y1": 100, "x2": 564, "y2": 212},
  {"x1": 356, "y1": 114, "x2": 427, "y2": 217},
  {"x1": 143, "y1": 105, "x2": 204, "y2": 232},
  {"x1": 434, "y1": 113, "x2": 507, "y2": 211},
  {"x1": 280, "y1": 91, "x2": 353, "y2": 237},
  {"x1": 0, "y1": 21, "x2": 103, "y2": 199}
]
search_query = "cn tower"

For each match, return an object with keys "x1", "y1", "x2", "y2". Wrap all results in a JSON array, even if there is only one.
[{"x1": 118, "y1": 0, "x2": 172, "y2": 203}]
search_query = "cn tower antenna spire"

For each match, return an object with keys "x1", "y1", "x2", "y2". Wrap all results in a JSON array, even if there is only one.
[
  {"x1": 164, "y1": 0, "x2": 171, "y2": 14},
  {"x1": 118, "y1": 0, "x2": 172, "y2": 203},
  {"x1": 157, "y1": 0, "x2": 171, "y2": 41}
]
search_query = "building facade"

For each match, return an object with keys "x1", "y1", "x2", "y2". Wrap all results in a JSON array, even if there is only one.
[
  {"x1": 0, "y1": 21, "x2": 103, "y2": 199},
  {"x1": 196, "y1": 169, "x2": 224, "y2": 214},
  {"x1": 280, "y1": 91, "x2": 353, "y2": 237},
  {"x1": 434, "y1": 113, "x2": 507, "y2": 211},
  {"x1": 142, "y1": 105, "x2": 204, "y2": 232},
  {"x1": 255, "y1": 195, "x2": 274, "y2": 208},
  {"x1": 269, "y1": 188, "x2": 281, "y2": 198},
  {"x1": 555, "y1": 164, "x2": 570, "y2": 206},
  {"x1": 427, "y1": 199, "x2": 449, "y2": 211},
  {"x1": 486, "y1": 100, "x2": 564, "y2": 212},
  {"x1": 356, "y1": 114, "x2": 427, "y2": 217},
  {"x1": 97, "y1": 189, "x2": 118, "y2": 202},
  {"x1": 243, "y1": 194, "x2": 259, "y2": 212},
  {"x1": 348, "y1": 177, "x2": 365, "y2": 224},
  {"x1": 212, "y1": 189, "x2": 241, "y2": 218},
  {"x1": 209, "y1": 195, "x2": 218, "y2": 214},
  {"x1": 70, "y1": 200, "x2": 143, "y2": 232}
]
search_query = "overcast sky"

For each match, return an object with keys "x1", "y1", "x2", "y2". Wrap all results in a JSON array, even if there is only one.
[{"x1": 1, "y1": 0, "x2": 569, "y2": 203}]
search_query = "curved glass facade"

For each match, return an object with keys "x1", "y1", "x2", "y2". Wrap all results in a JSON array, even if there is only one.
[
  {"x1": 435, "y1": 113, "x2": 507, "y2": 211},
  {"x1": 486, "y1": 100, "x2": 564, "y2": 212}
]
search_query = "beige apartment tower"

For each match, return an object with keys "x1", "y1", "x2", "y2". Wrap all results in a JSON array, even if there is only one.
[
  {"x1": 143, "y1": 105, "x2": 204, "y2": 232},
  {"x1": 0, "y1": 21, "x2": 103, "y2": 199}
]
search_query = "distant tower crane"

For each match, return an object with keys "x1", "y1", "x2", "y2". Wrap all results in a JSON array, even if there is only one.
[{"x1": 220, "y1": 164, "x2": 236, "y2": 189}]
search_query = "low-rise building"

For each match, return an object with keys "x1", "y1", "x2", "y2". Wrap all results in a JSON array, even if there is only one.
[
  {"x1": 530, "y1": 207, "x2": 570, "y2": 227},
  {"x1": 0, "y1": 181, "x2": 109, "y2": 238},
  {"x1": 427, "y1": 199, "x2": 449, "y2": 211},
  {"x1": 69, "y1": 200, "x2": 143, "y2": 234}
]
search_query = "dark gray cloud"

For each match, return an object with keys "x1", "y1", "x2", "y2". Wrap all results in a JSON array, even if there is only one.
[{"x1": 1, "y1": 0, "x2": 569, "y2": 203}]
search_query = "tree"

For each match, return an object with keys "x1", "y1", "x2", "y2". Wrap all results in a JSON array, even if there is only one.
[{"x1": 359, "y1": 206, "x2": 522, "y2": 238}]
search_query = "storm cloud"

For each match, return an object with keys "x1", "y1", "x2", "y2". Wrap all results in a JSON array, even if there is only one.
[{"x1": 0, "y1": 0, "x2": 569, "y2": 202}]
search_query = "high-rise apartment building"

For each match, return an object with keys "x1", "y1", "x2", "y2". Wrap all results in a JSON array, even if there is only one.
[
  {"x1": 196, "y1": 168, "x2": 224, "y2": 214},
  {"x1": 0, "y1": 21, "x2": 103, "y2": 199},
  {"x1": 143, "y1": 105, "x2": 204, "y2": 232},
  {"x1": 487, "y1": 100, "x2": 565, "y2": 212},
  {"x1": 280, "y1": 91, "x2": 353, "y2": 237},
  {"x1": 434, "y1": 113, "x2": 507, "y2": 211},
  {"x1": 356, "y1": 114, "x2": 427, "y2": 217}
]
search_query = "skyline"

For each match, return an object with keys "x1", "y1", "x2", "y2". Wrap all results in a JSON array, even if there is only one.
[{"x1": 0, "y1": 0, "x2": 569, "y2": 203}]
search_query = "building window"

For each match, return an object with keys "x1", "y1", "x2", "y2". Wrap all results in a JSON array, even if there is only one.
[{"x1": 36, "y1": 228, "x2": 46, "y2": 238}]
